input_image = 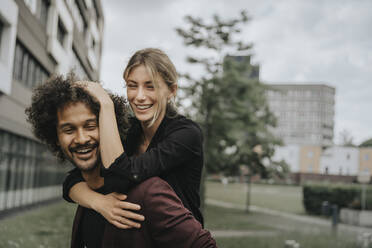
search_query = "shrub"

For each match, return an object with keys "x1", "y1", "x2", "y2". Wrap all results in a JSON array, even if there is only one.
[{"x1": 303, "y1": 183, "x2": 372, "y2": 215}]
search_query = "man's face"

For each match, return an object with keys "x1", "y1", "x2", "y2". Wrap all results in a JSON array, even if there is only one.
[{"x1": 56, "y1": 102, "x2": 100, "y2": 171}]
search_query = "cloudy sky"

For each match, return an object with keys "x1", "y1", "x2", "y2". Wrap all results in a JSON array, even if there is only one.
[{"x1": 99, "y1": 0, "x2": 372, "y2": 145}]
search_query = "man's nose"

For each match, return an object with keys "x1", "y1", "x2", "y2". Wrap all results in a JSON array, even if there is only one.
[{"x1": 74, "y1": 129, "x2": 90, "y2": 144}]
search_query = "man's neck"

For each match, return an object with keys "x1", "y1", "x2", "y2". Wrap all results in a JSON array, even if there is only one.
[{"x1": 81, "y1": 164, "x2": 104, "y2": 190}]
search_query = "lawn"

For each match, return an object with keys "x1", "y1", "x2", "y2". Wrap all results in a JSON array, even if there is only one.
[
  {"x1": 0, "y1": 202, "x2": 76, "y2": 248},
  {"x1": 0, "y1": 201, "x2": 359, "y2": 248},
  {"x1": 206, "y1": 181, "x2": 305, "y2": 214},
  {"x1": 204, "y1": 204, "x2": 358, "y2": 248},
  {"x1": 0, "y1": 182, "x2": 365, "y2": 248}
]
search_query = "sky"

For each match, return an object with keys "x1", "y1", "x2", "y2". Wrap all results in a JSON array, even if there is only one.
[{"x1": 99, "y1": 0, "x2": 372, "y2": 145}]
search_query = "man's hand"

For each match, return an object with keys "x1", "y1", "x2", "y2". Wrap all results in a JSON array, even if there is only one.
[{"x1": 93, "y1": 192, "x2": 145, "y2": 229}]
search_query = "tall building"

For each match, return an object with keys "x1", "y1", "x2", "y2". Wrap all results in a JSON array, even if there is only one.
[
  {"x1": 265, "y1": 84, "x2": 335, "y2": 147},
  {"x1": 0, "y1": 0, "x2": 104, "y2": 214}
]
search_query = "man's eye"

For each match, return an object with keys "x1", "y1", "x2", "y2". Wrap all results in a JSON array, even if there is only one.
[
  {"x1": 128, "y1": 84, "x2": 137, "y2": 88},
  {"x1": 147, "y1": 85, "x2": 154, "y2": 89},
  {"x1": 86, "y1": 125, "x2": 97, "y2": 130},
  {"x1": 63, "y1": 129, "x2": 74, "y2": 134}
]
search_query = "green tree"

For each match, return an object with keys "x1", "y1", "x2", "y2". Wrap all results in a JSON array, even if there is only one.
[
  {"x1": 176, "y1": 11, "x2": 280, "y2": 209},
  {"x1": 360, "y1": 138, "x2": 372, "y2": 147}
]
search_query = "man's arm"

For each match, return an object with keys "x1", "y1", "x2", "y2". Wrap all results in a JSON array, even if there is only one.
[{"x1": 142, "y1": 178, "x2": 217, "y2": 248}]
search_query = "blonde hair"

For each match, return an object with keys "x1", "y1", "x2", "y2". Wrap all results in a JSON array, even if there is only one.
[{"x1": 123, "y1": 48, "x2": 178, "y2": 126}]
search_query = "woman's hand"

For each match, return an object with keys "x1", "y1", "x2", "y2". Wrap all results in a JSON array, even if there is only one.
[
  {"x1": 75, "y1": 81, "x2": 113, "y2": 107},
  {"x1": 93, "y1": 192, "x2": 145, "y2": 229}
]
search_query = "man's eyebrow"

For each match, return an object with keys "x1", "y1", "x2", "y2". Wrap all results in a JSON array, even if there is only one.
[
  {"x1": 58, "y1": 123, "x2": 73, "y2": 129},
  {"x1": 85, "y1": 119, "x2": 98, "y2": 124},
  {"x1": 58, "y1": 118, "x2": 97, "y2": 129}
]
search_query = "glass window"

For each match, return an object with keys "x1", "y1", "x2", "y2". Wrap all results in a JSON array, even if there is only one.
[
  {"x1": 39, "y1": 0, "x2": 49, "y2": 27},
  {"x1": 57, "y1": 19, "x2": 66, "y2": 46},
  {"x1": 27, "y1": 59, "x2": 35, "y2": 88},
  {"x1": 13, "y1": 43, "x2": 23, "y2": 81},
  {"x1": 0, "y1": 20, "x2": 4, "y2": 51},
  {"x1": 12, "y1": 41, "x2": 50, "y2": 88}
]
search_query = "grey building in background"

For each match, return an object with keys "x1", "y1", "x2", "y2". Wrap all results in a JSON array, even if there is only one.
[
  {"x1": 0, "y1": 0, "x2": 104, "y2": 214},
  {"x1": 265, "y1": 84, "x2": 335, "y2": 147}
]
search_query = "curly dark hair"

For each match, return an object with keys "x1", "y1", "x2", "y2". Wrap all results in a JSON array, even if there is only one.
[{"x1": 25, "y1": 73, "x2": 130, "y2": 161}]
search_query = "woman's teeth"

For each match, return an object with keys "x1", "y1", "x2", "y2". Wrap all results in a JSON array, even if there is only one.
[{"x1": 137, "y1": 105, "x2": 152, "y2": 110}]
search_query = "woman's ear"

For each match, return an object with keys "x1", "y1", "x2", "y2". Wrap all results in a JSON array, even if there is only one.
[{"x1": 169, "y1": 84, "x2": 178, "y2": 99}]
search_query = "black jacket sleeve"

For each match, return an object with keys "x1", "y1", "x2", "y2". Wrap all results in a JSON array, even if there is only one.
[
  {"x1": 62, "y1": 168, "x2": 85, "y2": 203},
  {"x1": 101, "y1": 120, "x2": 203, "y2": 192}
]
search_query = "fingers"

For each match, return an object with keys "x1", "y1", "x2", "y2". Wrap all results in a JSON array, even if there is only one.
[
  {"x1": 111, "y1": 220, "x2": 132, "y2": 230},
  {"x1": 118, "y1": 201, "x2": 141, "y2": 211},
  {"x1": 115, "y1": 215, "x2": 141, "y2": 229},
  {"x1": 121, "y1": 209, "x2": 145, "y2": 222},
  {"x1": 112, "y1": 192, "x2": 127, "y2": 201}
]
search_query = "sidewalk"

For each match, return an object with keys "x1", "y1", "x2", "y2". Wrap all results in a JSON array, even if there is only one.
[{"x1": 206, "y1": 198, "x2": 372, "y2": 236}]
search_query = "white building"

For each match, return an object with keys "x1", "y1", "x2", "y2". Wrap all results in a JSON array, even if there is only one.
[
  {"x1": 320, "y1": 146, "x2": 359, "y2": 176},
  {"x1": 265, "y1": 84, "x2": 335, "y2": 147},
  {"x1": 272, "y1": 145, "x2": 301, "y2": 173}
]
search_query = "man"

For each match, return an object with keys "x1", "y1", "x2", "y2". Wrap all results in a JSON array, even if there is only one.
[{"x1": 26, "y1": 74, "x2": 217, "y2": 248}]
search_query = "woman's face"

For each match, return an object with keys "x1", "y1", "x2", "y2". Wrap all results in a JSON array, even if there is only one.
[{"x1": 126, "y1": 65, "x2": 173, "y2": 124}]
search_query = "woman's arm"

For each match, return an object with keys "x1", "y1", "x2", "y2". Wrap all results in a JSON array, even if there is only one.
[
  {"x1": 69, "y1": 182, "x2": 144, "y2": 229},
  {"x1": 103, "y1": 120, "x2": 203, "y2": 184},
  {"x1": 75, "y1": 81, "x2": 124, "y2": 168}
]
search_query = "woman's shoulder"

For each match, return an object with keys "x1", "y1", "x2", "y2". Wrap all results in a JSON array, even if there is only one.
[{"x1": 165, "y1": 115, "x2": 203, "y2": 137}]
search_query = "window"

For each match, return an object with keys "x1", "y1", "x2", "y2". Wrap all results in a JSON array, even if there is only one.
[
  {"x1": 307, "y1": 151, "x2": 314, "y2": 158},
  {"x1": 308, "y1": 164, "x2": 313, "y2": 173},
  {"x1": 71, "y1": 47, "x2": 89, "y2": 79},
  {"x1": 38, "y1": 0, "x2": 49, "y2": 27},
  {"x1": 0, "y1": 130, "x2": 65, "y2": 211},
  {"x1": 57, "y1": 18, "x2": 66, "y2": 46},
  {"x1": 0, "y1": 20, "x2": 3, "y2": 50},
  {"x1": 365, "y1": 154, "x2": 370, "y2": 161},
  {"x1": 12, "y1": 41, "x2": 49, "y2": 89}
]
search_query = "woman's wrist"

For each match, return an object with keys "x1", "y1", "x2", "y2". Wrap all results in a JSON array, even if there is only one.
[
  {"x1": 98, "y1": 97, "x2": 114, "y2": 108},
  {"x1": 90, "y1": 193, "x2": 105, "y2": 212}
]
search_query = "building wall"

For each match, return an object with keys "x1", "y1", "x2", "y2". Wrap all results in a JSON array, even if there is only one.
[
  {"x1": 265, "y1": 84, "x2": 335, "y2": 146},
  {"x1": 272, "y1": 145, "x2": 300, "y2": 173},
  {"x1": 0, "y1": 0, "x2": 104, "y2": 215},
  {"x1": 320, "y1": 146, "x2": 359, "y2": 176},
  {"x1": 359, "y1": 148, "x2": 372, "y2": 174},
  {"x1": 299, "y1": 146, "x2": 322, "y2": 173}
]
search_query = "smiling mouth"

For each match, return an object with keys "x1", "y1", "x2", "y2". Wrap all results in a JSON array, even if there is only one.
[
  {"x1": 135, "y1": 104, "x2": 152, "y2": 110},
  {"x1": 71, "y1": 144, "x2": 98, "y2": 156}
]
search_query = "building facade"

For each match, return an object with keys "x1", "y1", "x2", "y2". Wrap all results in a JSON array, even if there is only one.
[
  {"x1": 0, "y1": 0, "x2": 104, "y2": 214},
  {"x1": 265, "y1": 84, "x2": 335, "y2": 147}
]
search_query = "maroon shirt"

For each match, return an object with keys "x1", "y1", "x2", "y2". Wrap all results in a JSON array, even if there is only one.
[{"x1": 71, "y1": 177, "x2": 217, "y2": 248}]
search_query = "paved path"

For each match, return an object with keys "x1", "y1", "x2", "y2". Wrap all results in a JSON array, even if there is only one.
[
  {"x1": 211, "y1": 230, "x2": 278, "y2": 238},
  {"x1": 206, "y1": 198, "x2": 372, "y2": 236}
]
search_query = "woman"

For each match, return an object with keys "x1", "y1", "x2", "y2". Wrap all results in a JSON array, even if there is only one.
[{"x1": 64, "y1": 48, "x2": 204, "y2": 229}]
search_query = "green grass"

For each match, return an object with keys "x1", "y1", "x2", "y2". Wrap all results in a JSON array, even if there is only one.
[
  {"x1": 0, "y1": 182, "x2": 363, "y2": 248},
  {"x1": 0, "y1": 202, "x2": 76, "y2": 248},
  {"x1": 204, "y1": 204, "x2": 358, "y2": 248},
  {"x1": 206, "y1": 181, "x2": 305, "y2": 214}
]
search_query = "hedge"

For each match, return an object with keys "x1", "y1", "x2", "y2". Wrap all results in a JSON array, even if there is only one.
[{"x1": 303, "y1": 183, "x2": 372, "y2": 215}]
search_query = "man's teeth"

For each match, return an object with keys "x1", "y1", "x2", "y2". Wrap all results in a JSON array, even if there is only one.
[
  {"x1": 75, "y1": 148, "x2": 93, "y2": 153},
  {"x1": 137, "y1": 105, "x2": 152, "y2": 110}
]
